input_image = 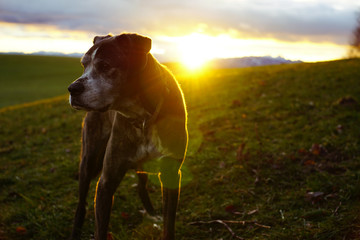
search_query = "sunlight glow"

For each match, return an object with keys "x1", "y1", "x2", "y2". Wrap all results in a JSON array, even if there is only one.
[
  {"x1": 0, "y1": 21, "x2": 348, "y2": 65},
  {"x1": 0, "y1": 22, "x2": 93, "y2": 54},
  {"x1": 177, "y1": 33, "x2": 216, "y2": 70},
  {"x1": 158, "y1": 32, "x2": 347, "y2": 66}
]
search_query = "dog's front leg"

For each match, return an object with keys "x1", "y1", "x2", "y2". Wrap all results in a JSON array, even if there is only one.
[
  {"x1": 94, "y1": 116, "x2": 132, "y2": 240},
  {"x1": 159, "y1": 158, "x2": 182, "y2": 240},
  {"x1": 94, "y1": 153, "x2": 128, "y2": 240},
  {"x1": 95, "y1": 169, "x2": 126, "y2": 240},
  {"x1": 71, "y1": 112, "x2": 111, "y2": 240}
]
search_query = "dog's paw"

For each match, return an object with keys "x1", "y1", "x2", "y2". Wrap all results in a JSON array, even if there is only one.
[
  {"x1": 146, "y1": 214, "x2": 163, "y2": 223},
  {"x1": 139, "y1": 209, "x2": 163, "y2": 223}
]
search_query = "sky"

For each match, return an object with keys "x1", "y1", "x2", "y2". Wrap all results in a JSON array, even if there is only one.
[{"x1": 0, "y1": 0, "x2": 359, "y2": 63}]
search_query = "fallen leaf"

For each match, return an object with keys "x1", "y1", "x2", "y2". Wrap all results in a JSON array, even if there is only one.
[
  {"x1": 217, "y1": 146, "x2": 229, "y2": 152},
  {"x1": 203, "y1": 130, "x2": 216, "y2": 141},
  {"x1": 298, "y1": 148, "x2": 308, "y2": 154},
  {"x1": 305, "y1": 191, "x2": 324, "y2": 203},
  {"x1": 121, "y1": 212, "x2": 129, "y2": 220},
  {"x1": 310, "y1": 144, "x2": 320, "y2": 155},
  {"x1": 304, "y1": 160, "x2": 316, "y2": 166},
  {"x1": 225, "y1": 205, "x2": 236, "y2": 213},
  {"x1": 107, "y1": 232, "x2": 114, "y2": 240},
  {"x1": 310, "y1": 144, "x2": 325, "y2": 156},
  {"x1": 247, "y1": 209, "x2": 258, "y2": 215},
  {"x1": 16, "y1": 226, "x2": 26, "y2": 234},
  {"x1": 271, "y1": 164, "x2": 282, "y2": 170},
  {"x1": 236, "y1": 142, "x2": 247, "y2": 162},
  {"x1": 0, "y1": 146, "x2": 14, "y2": 154},
  {"x1": 336, "y1": 125, "x2": 343, "y2": 134},
  {"x1": 335, "y1": 96, "x2": 358, "y2": 106},
  {"x1": 204, "y1": 130, "x2": 215, "y2": 136},
  {"x1": 231, "y1": 100, "x2": 242, "y2": 107},
  {"x1": 324, "y1": 193, "x2": 338, "y2": 200},
  {"x1": 219, "y1": 161, "x2": 226, "y2": 169}
]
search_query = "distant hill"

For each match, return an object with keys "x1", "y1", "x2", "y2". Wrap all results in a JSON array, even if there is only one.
[
  {"x1": 30, "y1": 51, "x2": 84, "y2": 58},
  {"x1": 1, "y1": 52, "x2": 302, "y2": 69},
  {"x1": 0, "y1": 51, "x2": 83, "y2": 58},
  {"x1": 208, "y1": 56, "x2": 302, "y2": 68}
]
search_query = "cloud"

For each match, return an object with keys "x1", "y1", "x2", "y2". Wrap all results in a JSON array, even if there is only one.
[
  {"x1": 0, "y1": 0, "x2": 133, "y2": 32},
  {"x1": 0, "y1": 0, "x2": 359, "y2": 45}
]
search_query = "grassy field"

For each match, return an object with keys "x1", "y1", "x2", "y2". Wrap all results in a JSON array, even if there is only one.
[
  {"x1": 1, "y1": 55, "x2": 360, "y2": 239},
  {"x1": 0, "y1": 55, "x2": 82, "y2": 108}
]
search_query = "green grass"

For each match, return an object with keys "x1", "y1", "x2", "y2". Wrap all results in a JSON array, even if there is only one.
[
  {"x1": 0, "y1": 55, "x2": 82, "y2": 108},
  {"x1": 1, "y1": 55, "x2": 360, "y2": 239}
]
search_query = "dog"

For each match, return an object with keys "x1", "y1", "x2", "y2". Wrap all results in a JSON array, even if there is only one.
[{"x1": 68, "y1": 33, "x2": 188, "y2": 240}]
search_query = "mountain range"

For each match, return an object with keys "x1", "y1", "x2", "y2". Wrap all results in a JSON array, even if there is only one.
[
  {"x1": 1, "y1": 51, "x2": 302, "y2": 68},
  {"x1": 207, "y1": 56, "x2": 302, "y2": 68}
]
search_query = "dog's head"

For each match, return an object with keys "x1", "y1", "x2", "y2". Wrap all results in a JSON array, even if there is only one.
[{"x1": 68, "y1": 33, "x2": 151, "y2": 112}]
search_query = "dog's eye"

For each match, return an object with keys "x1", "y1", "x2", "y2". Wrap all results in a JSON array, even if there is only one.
[
  {"x1": 81, "y1": 59, "x2": 90, "y2": 69},
  {"x1": 97, "y1": 62, "x2": 111, "y2": 71}
]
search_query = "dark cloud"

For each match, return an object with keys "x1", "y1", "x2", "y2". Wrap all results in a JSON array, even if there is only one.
[
  {"x1": 231, "y1": 3, "x2": 355, "y2": 44},
  {"x1": 0, "y1": 0, "x2": 358, "y2": 44}
]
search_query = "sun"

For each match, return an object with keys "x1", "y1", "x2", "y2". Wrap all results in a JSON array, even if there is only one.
[
  {"x1": 177, "y1": 33, "x2": 214, "y2": 70},
  {"x1": 182, "y1": 52, "x2": 207, "y2": 70}
]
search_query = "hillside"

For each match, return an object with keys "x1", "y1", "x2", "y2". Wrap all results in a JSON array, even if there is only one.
[
  {"x1": 0, "y1": 54, "x2": 81, "y2": 108},
  {"x1": 0, "y1": 57, "x2": 360, "y2": 239}
]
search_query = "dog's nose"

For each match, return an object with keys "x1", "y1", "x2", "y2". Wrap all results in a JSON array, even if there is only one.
[{"x1": 68, "y1": 81, "x2": 85, "y2": 96}]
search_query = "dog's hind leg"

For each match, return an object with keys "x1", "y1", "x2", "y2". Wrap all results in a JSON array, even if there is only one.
[
  {"x1": 162, "y1": 186, "x2": 179, "y2": 240},
  {"x1": 159, "y1": 158, "x2": 182, "y2": 240},
  {"x1": 137, "y1": 172, "x2": 155, "y2": 215},
  {"x1": 70, "y1": 112, "x2": 111, "y2": 240}
]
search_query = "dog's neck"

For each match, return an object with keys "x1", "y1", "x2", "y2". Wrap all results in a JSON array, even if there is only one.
[
  {"x1": 137, "y1": 54, "x2": 168, "y2": 118},
  {"x1": 113, "y1": 54, "x2": 167, "y2": 124}
]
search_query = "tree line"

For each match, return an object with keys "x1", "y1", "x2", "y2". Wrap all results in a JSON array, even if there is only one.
[{"x1": 349, "y1": 11, "x2": 360, "y2": 57}]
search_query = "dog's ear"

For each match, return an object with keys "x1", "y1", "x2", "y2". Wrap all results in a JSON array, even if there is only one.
[
  {"x1": 115, "y1": 33, "x2": 152, "y2": 53},
  {"x1": 93, "y1": 34, "x2": 113, "y2": 45},
  {"x1": 114, "y1": 33, "x2": 151, "y2": 71},
  {"x1": 129, "y1": 34, "x2": 152, "y2": 53}
]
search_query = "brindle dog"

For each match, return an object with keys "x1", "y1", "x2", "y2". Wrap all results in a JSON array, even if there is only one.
[{"x1": 68, "y1": 33, "x2": 188, "y2": 240}]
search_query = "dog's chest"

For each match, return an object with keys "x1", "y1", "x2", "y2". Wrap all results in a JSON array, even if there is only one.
[{"x1": 130, "y1": 124, "x2": 170, "y2": 167}]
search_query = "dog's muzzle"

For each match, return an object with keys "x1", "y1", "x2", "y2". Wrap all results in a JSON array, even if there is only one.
[
  {"x1": 68, "y1": 81, "x2": 85, "y2": 96},
  {"x1": 68, "y1": 80, "x2": 86, "y2": 110}
]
